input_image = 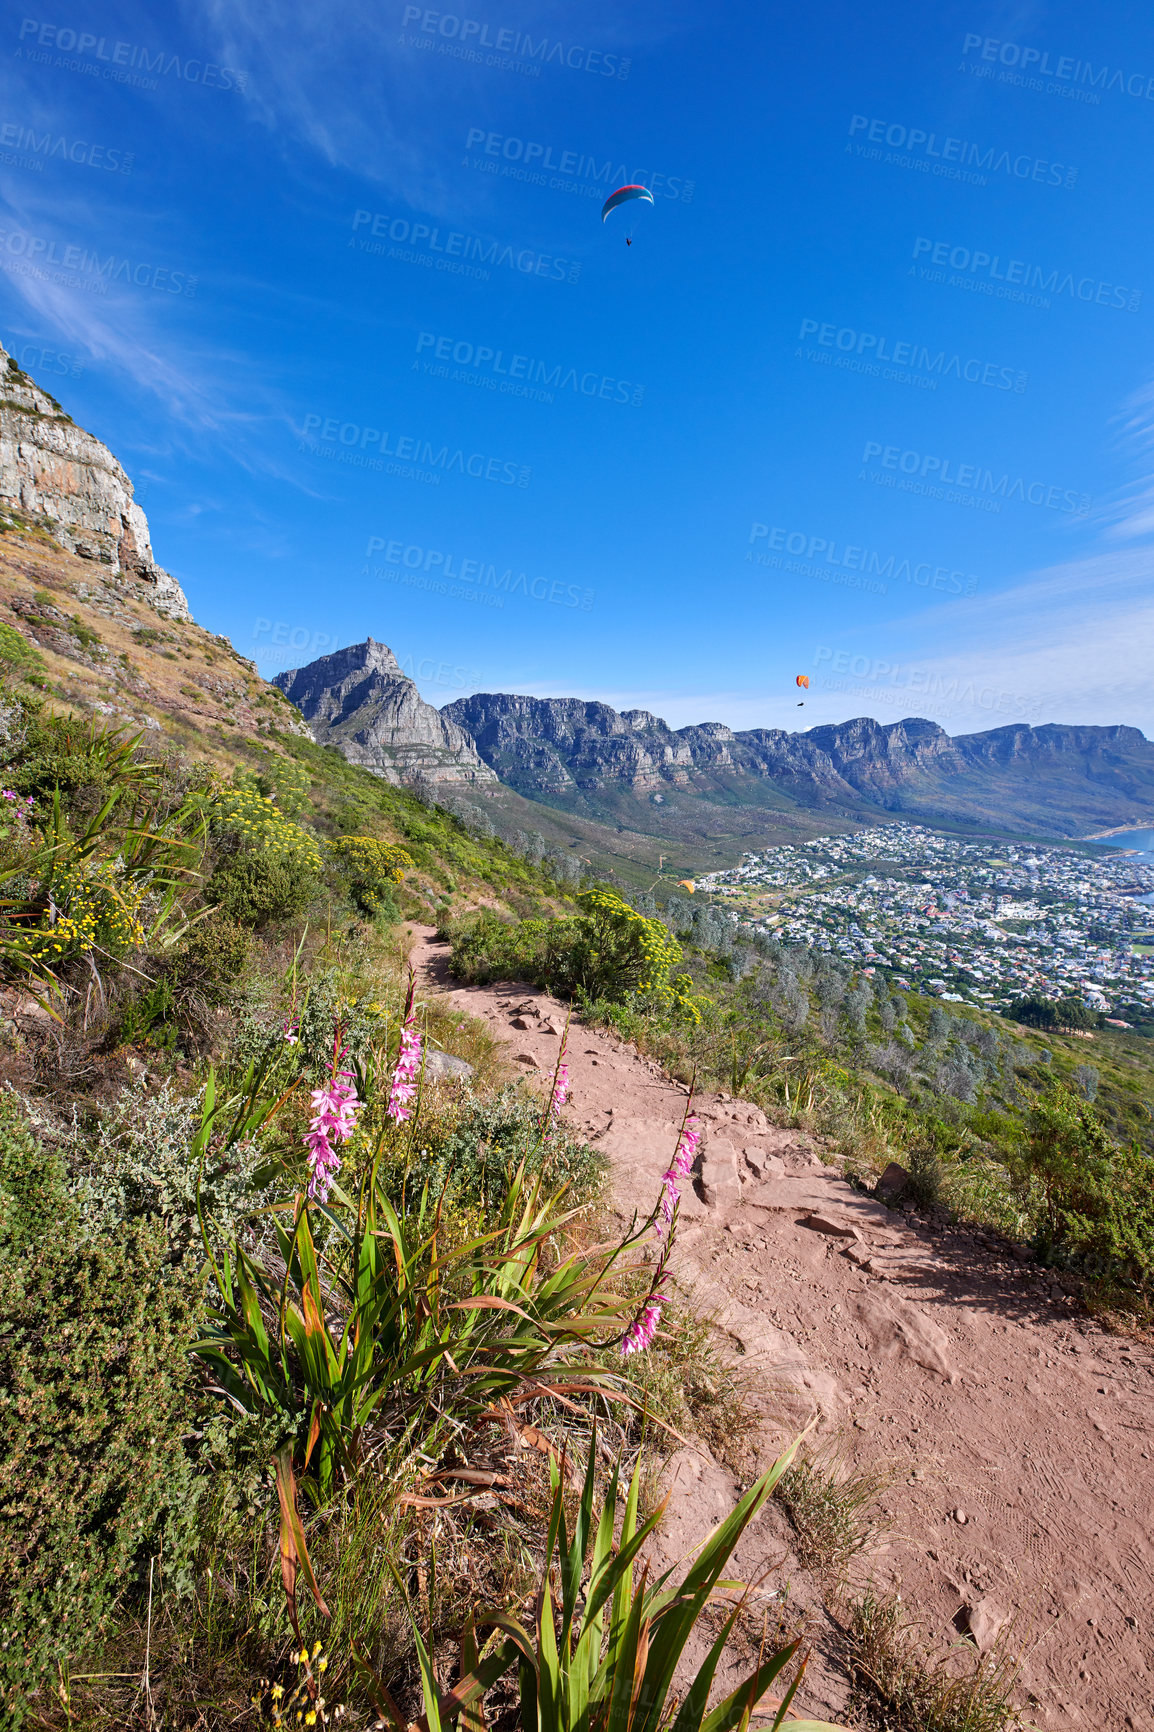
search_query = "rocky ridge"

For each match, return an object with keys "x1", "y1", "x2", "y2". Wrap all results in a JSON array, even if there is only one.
[
  {"x1": 273, "y1": 638, "x2": 497, "y2": 785},
  {"x1": 0, "y1": 345, "x2": 190, "y2": 622},
  {"x1": 442, "y1": 692, "x2": 1154, "y2": 837}
]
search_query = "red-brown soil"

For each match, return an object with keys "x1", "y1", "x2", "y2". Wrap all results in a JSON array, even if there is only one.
[{"x1": 410, "y1": 925, "x2": 1154, "y2": 1731}]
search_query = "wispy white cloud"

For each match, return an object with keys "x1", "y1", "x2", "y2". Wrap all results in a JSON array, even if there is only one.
[
  {"x1": 190, "y1": 0, "x2": 674, "y2": 209},
  {"x1": 1089, "y1": 376, "x2": 1154, "y2": 542}
]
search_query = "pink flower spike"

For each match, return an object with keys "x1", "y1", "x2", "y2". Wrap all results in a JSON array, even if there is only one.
[
  {"x1": 550, "y1": 1060, "x2": 570, "y2": 1117},
  {"x1": 303, "y1": 1061, "x2": 360, "y2": 1203},
  {"x1": 387, "y1": 1011, "x2": 422, "y2": 1122},
  {"x1": 621, "y1": 1297, "x2": 665, "y2": 1357}
]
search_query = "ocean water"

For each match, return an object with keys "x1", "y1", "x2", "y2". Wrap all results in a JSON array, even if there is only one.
[
  {"x1": 1094, "y1": 829, "x2": 1154, "y2": 858},
  {"x1": 1094, "y1": 830, "x2": 1154, "y2": 905}
]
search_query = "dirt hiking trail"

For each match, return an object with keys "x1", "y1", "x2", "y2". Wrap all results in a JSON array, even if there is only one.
[{"x1": 410, "y1": 926, "x2": 1154, "y2": 1730}]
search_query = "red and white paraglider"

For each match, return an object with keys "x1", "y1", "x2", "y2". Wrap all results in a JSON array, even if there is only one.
[{"x1": 601, "y1": 183, "x2": 654, "y2": 245}]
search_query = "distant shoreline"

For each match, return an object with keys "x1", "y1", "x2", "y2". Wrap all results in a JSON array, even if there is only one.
[{"x1": 1081, "y1": 823, "x2": 1154, "y2": 845}]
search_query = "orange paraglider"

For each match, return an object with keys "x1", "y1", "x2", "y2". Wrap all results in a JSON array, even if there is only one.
[{"x1": 796, "y1": 673, "x2": 809, "y2": 707}]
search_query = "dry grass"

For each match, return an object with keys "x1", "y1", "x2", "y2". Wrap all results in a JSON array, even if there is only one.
[
  {"x1": 846, "y1": 1589, "x2": 1023, "y2": 1732},
  {"x1": 602, "y1": 1291, "x2": 763, "y2": 1477},
  {"x1": 0, "y1": 531, "x2": 273, "y2": 764},
  {"x1": 774, "y1": 1446, "x2": 890, "y2": 1579}
]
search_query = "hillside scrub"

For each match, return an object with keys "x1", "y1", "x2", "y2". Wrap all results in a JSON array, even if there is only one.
[{"x1": 0, "y1": 704, "x2": 824, "y2": 1726}]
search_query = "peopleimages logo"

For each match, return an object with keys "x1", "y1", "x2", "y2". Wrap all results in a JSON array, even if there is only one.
[
  {"x1": 15, "y1": 19, "x2": 247, "y2": 90},
  {"x1": 961, "y1": 32, "x2": 1154, "y2": 101},
  {"x1": 911, "y1": 238, "x2": 1141, "y2": 312},
  {"x1": 860, "y1": 440, "x2": 1090, "y2": 515},
  {"x1": 10, "y1": 340, "x2": 84, "y2": 377},
  {"x1": 813, "y1": 647, "x2": 1043, "y2": 720},
  {"x1": 400, "y1": 8, "x2": 631, "y2": 78},
  {"x1": 415, "y1": 331, "x2": 644, "y2": 406},
  {"x1": 747, "y1": 525, "x2": 978, "y2": 596},
  {"x1": 847, "y1": 114, "x2": 1077, "y2": 188},
  {"x1": 300, "y1": 415, "x2": 531, "y2": 487},
  {"x1": 350, "y1": 209, "x2": 581, "y2": 284},
  {"x1": 0, "y1": 119, "x2": 133, "y2": 172},
  {"x1": 463, "y1": 128, "x2": 694, "y2": 201},
  {"x1": 365, "y1": 537, "x2": 594, "y2": 610},
  {"x1": 798, "y1": 317, "x2": 1027, "y2": 392},
  {"x1": 0, "y1": 225, "x2": 196, "y2": 295}
]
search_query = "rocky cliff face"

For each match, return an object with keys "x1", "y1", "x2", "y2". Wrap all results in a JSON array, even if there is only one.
[
  {"x1": 273, "y1": 640, "x2": 497, "y2": 785},
  {"x1": 804, "y1": 716, "x2": 969, "y2": 794},
  {"x1": 0, "y1": 346, "x2": 190, "y2": 620},
  {"x1": 441, "y1": 693, "x2": 1154, "y2": 836}
]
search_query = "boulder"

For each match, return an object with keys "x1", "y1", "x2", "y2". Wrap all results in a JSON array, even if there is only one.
[
  {"x1": 424, "y1": 1050, "x2": 474, "y2": 1080},
  {"x1": 956, "y1": 1597, "x2": 1006, "y2": 1651},
  {"x1": 701, "y1": 1139, "x2": 742, "y2": 1209},
  {"x1": 876, "y1": 1161, "x2": 910, "y2": 1200}
]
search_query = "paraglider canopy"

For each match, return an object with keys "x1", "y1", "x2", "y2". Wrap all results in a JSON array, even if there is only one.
[
  {"x1": 796, "y1": 675, "x2": 810, "y2": 689},
  {"x1": 601, "y1": 183, "x2": 655, "y2": 223}
]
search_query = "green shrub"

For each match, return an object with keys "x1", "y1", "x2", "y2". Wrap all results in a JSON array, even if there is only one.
[
  {"x1": 171, "y1": 913, "x2": 251, "y2": 1003},
  {"x1": 569, "y1": 887, "x2": 689, "y2": 1009},
  {"x1": 64, "y1": 1078, "x2": 270, "y2": 1265},
  {"x1": 0, "y1": 1100, "x2": 202, "y2": 1723},
  {"x1": 1007, "y1": 993, "x2": 1102, "y2": 1032},
  {"x1": 1010, "y1": 1083, "x2": 1154, "y2": 1290},
  {"x1": 0, "y1": 1088, "x2": 64, "y2": 1253},
  {"x1": 205, "y1": 782, "x2": 322, "y2": 927},
  {"x1": 327, "y1": 834, "x2": 413, "y2": 915},
  {"x1": 401, "y1": 1086, "x2": 604, "y2": 1211},
  {"x1": 206, "y1": 846, "x2": 317, "y2": 926},
  {"x1": 0, "y1": 622, "x2": 45, "y2": 679},
  {"x1": 449, "y1": 907, "x2": 578, "y2": 986},
  {"x1": 449, "y1": 890, "x2": 698, "y2": 1018}
]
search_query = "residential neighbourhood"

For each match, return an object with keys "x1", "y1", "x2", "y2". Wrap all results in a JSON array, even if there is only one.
[{"x1": 699, "y1": 823, "x2": 1154, "y2": 1024}]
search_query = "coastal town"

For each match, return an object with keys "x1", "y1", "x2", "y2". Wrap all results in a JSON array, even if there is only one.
[{"x1": 698, "y1": 823, "x2": 1154, "y2": 1025}]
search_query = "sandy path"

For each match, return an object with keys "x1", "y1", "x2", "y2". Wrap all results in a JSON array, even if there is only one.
[{"x1": 410, "y1": 926, "x2": 1153, "y2": 1730}]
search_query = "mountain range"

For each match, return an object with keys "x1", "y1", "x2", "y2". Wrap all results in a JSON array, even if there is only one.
[{"x1": 275, "y1": 642, "x2": 1154, "y2": 849}]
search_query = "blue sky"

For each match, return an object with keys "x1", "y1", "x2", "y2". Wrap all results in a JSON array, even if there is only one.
[{"x1": 2, "y1": 0, "x2": 1153, "y2": 735}]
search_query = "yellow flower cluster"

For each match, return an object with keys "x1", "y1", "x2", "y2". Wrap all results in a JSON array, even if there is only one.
[
  {"x1": 28, "y1": 857, "x2": 148, "y2": 962},
  {"x1": 211, "y1": 784, "x2": 324, "y2": 874},
  {"x1": 577, "y1": 888, "x2": 700, "y2": 1020},
  {"x1": 579, "y1": 888, "x2": 683, "y2": 989},
  {"x1": 252, "y1": 1641, "x2": 342, "y2": 1728},
  {"x1": 326, "y1": 835, "x2": 413, "y2": 884}
]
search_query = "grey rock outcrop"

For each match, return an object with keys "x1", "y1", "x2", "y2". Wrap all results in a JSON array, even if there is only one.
[
  {"x1": 0, "y1": 346, "x2": 190, "y2": 620},
  {"x1": 273, "y1": 639, "x2": 497, "y2": 786}
]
